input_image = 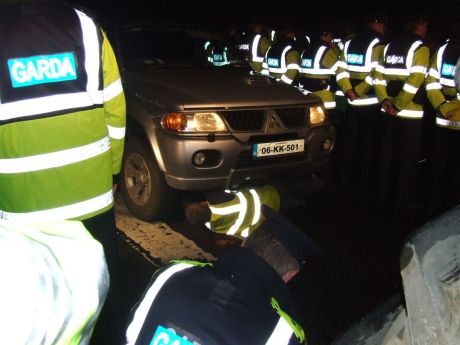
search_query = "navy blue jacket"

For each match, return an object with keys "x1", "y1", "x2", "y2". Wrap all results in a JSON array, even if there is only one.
[{"x1": 126, "y1": 247, "x2": 305, "y2": 345}]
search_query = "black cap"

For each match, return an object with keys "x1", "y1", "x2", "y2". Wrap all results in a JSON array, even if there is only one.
[{"x1": 260, "y1": 205, "x2": 327, "y2": 264}]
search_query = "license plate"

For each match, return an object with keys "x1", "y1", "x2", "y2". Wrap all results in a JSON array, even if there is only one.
[{"x1": 252, "y1": 139, "x2": 304, "y2": 158}]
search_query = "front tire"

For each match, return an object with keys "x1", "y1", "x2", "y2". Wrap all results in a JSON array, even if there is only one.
[{"x1": 120, "y1": 138, "x2": 178, "y2": 221}]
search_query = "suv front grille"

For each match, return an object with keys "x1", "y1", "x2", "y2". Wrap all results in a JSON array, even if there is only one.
[
  {"x1": 220, "y1": 110, "x2": 266, "y2": 131},
  {"x1": 275, "y1": 107, "x2": 308, "y2": 128}
]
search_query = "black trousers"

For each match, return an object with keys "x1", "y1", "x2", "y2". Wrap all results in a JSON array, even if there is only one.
[
  {"x1": 328, "y1": 109, "x2": 345, "y2": 180},
  {"x1": 341, "y1": 104, "x2": 381, "y2": 191},
  {"x1": 83, "y1": 208, "x2": 125, "y2": 345},
  {"x1": 427, "y1": 126, "x2": 460, "y2": 212},
  {"x1": 379, "y1": 115, "x2": 423, "y2": 204}
]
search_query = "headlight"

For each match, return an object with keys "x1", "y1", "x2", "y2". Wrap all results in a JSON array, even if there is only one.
[
  {"x1": 162, "y1": 112, "x2": 228, "y2": 132},
  {"x1": 309, "y1": 106, "x2": 326, "y2": 125}
]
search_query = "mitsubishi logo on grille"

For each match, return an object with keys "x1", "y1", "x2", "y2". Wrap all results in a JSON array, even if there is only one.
[{"x1": 269, "y1": 114, "x2": 283, "y2": 128}]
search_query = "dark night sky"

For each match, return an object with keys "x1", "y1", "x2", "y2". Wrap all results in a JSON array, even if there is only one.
[{"x1": 72, "y1": 0, "x2": 457, "y2": 38}]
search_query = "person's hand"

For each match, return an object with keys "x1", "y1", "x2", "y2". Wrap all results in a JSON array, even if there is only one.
[
  {"x1": 382, "y1": 99, "x2": 398, "y2": 115},
  {"x1": 387, "y1": 104, "x2": 399, "y2": 116},
  {"x1": 382, "y1": 99, "x2": 392, "y2": 113},
  {"x1": 346, "y1": 89, "x2": 358, "y2": 101}
]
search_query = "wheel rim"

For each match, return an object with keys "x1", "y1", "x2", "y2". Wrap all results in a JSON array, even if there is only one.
[{"x1": 124, "y1": 152, "x2": 152, "y2": 206}]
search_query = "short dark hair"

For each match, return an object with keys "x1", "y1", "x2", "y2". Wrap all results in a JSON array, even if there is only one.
[{"x1": 242, "y1": 227, "x2": 300, "y2": 276}]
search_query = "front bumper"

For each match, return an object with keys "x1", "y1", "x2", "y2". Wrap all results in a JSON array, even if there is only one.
[{"x1": 155, "y1": 124, "x2": 335, "y2": 191}]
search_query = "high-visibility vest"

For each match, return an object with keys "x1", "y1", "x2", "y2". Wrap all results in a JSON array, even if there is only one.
[
  {"x1": 374, "y1": 33, "x2": 430, "y2": 119},
  {"x1": 426, "y1": 40, "x2": 460, "y2": 128},
  {"x1": 0, "y1": 219, "x2": 109, "y2": 345},
  {"x1": 0, "y1": 1, "x2": 126, "y2": 222},
  {"x1": 204, "y1": 40, "x2": 230, "y2": 66},
  {"x1": 237, "y1": 31, "x2": 272, "y2": 73},
  {"x1": 336, "y1": 29, "x2": 385, "y2": 106},
  {"x1": 206, "y1": 185, "x2": 280, "y2": 238},
  {"x1": 298, "y1": 38, "x2": 339, "y2": 109},
  {"x1": 262, "y1": 38, "x2": 300, "y2": 85}
]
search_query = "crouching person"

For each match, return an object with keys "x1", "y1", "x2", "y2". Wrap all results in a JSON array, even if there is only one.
[{"x1": 185, "y1": 185, "x2": 280, "y2": 239}]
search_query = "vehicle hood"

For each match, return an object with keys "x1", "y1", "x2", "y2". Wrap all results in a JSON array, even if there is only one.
[{"x1": 123, "y1": 66, "x2": 319, "y2": 110}]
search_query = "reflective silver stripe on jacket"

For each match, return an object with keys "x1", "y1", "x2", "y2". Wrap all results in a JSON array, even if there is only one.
[
  {"x1": 126, "y1": 263, "x2": 194, "y2": 345},
  {"x1": 0, "y1": 136, "x2": 110, "y2": 173},
  {"x1": 440, "y1": 78, "x2": 456, "y2": 87},
  {"x1": 348, "y1": 97, "x2": 379, "y2": 106},
  {"x1": 323, "y1": 101, "x2": 337, "y2": 109},
  {"x1": 396, "y1": 109, "x2": 423, "y2": 118},
  {"x1": 426, "y1": 82, "x2": 442, "y2": 90},
  {"x1": 76, "y1": 9, "x2": 100, "y2": 99},
  {"x1": 265, "y1": 317, "x2": 295, "y2": 345},
  {"x1": 240, "y1": 189, "x2": 263, "y2": 237},
  {"x1": 104, "y1": 78, "x2": 124, "y2": 102},
  {"x1": 252, "y1": 34, "x2": 264, "y2": 63},
  {"x1": 403, "y1": 83, "x2": 419, "y2": 94},
  {"x1": 280, "y1": 74, "x2": 294, "y2": 84},
  {"x1": 0, "y1": 9, "x2": 103, "y2": 121},
  {"x1": 336, "y1": 71, "x2": 349, "y2": 81},
  {"x1": 0, "y1": 92, "x2": 103, "y2": 120},
  {"x1": 435, "y1": 43, "x2": 456, "y2": 87},
  {"x1": 225, "y1": 192, "x2": 247, "y2": 235},
  {"x1": 436, "y1": 117, "x2": 460, "y2": 128},
  {"x1": 107, "y1": 125, "x2": 126, "y2": 140},
  {"x1": 0, "y1": 190, "x2": 113, "y2": 221}
]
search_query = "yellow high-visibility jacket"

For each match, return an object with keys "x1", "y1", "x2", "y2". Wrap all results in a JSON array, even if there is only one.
[
  {"x1": 0, "y1": 1, "x2": 126, "y2": 222},
  {"x1": 426, "y1": 40, "x2": 460, "y2": 127},
  {"x1": 374, "y1": 33, "x2": 430, "y2": 119},
  {"x1": 206, "y1": 185, "x2": 280, "y2": 238},
  {"x1": 262, "y1": 38, "x2": 301, "y2": 85},
  {"x1": 336, "y1": 29, "x2": 385, "y2": 107}
]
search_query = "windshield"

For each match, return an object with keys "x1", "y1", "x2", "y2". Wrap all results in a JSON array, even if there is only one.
[{"x1": 118, "y1": 26, "x2": 247, "y2": 69}]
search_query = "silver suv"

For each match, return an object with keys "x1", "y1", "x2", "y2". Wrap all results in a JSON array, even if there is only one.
[{"x1": 112, "y1": 25, "x2": 335, "y2": 221}]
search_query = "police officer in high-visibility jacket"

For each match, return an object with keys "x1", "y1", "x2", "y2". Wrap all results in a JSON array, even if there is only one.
[
  {"x1": 237, "y1": 18, "x2": 272, "y2": 73},
  {"x1": 204, "y1": 40, "x2": 230, "y2": 67},
  {"x1": 425, "y1": 32, "x2": 460, "y2": 214},
  {"x1": 297, "y1": 23, "x2": 343, "y2": 177},
  {"x1": 0, "y1": 1, "x2": 126, "y2": 343},
  {"x1": 126, "y1": 205, "x2": 326, "y2": 345},
  {"x1": 0, "y1": 219, "x2": 109, "y2": 345},
  {"x1": 374, "y1": 15, "x2": 430, "y2": 207},
  {"x1": 261, "y1": 26, "x2": 301, "y2": 85},
  {"x1": 298, "y1": 25, "x2": 339, "y2": 110},
  {"x1": 335, "y1": 13, "x2": 387, "y2": 191},
  {"x1": 185, "y1": 185, "x2": 280, "y2": 239}
]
